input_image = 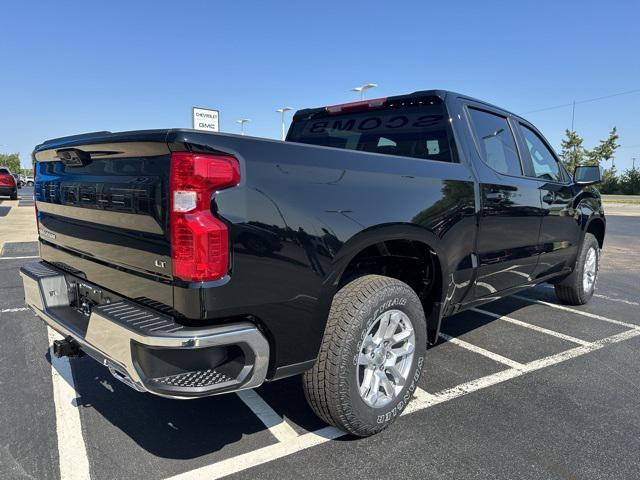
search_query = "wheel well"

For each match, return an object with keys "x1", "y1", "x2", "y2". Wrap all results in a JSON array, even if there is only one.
[
  {"x1": 338, "y1": 239, "x2": 442, "y2": 318},
  {"x1": 586, "y1": 218, "x2": 605, "y2": 248}
]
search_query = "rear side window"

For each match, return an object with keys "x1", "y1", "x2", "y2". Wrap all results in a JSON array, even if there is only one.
[
  {"x1": 518, "y1": 124, "x2": 564, "y2": 182},
  {"x1": 0, "y1": 168, "x2": 9, "y2": 174},
  {"x1": 468, "y1": 108, "x2": 521, "y2": 176},
  {"x1": 287, "y1": 98, "x2": 457, "y2": 163}
]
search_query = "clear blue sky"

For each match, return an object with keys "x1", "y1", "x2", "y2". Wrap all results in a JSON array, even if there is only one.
[{"x1": 2, "y1": 0, "x2": 639, "y2": 170}]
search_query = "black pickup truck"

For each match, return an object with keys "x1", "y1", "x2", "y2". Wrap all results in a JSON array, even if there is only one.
[{"x1": 21, "y1": 90, "x2": 605, "y2": 436}]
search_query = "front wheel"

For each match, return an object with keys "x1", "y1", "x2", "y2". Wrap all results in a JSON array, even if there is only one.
[
  {"x1": 303, "y1": 274, "x2": 426, "y2": 437},
  {"x1": 554, "y1": 233, "x2": 600, "y2": 305}
]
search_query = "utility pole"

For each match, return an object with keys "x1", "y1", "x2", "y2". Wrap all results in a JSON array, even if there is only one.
[{"x1": 571, "y1": 100, "x2": 577, "y2": 170}]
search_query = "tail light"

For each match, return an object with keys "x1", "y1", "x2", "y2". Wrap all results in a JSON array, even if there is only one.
[{"x1": 169, "y1": 152, "x2": 240, "y2": 282}]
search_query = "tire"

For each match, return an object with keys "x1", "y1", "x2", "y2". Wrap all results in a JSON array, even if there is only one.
[
  {"x1": 10, "y1": 190, "x2": 17, "y2": 200},
  {"x1": 303, "y1": 274, "x2": 427, "y2": 437},
  {"x1": 27, "y1": 181, "x2": 33, "y2": 187},
  {"x1": 554, "y1": 233, "x2": 599, "y2": 305}
]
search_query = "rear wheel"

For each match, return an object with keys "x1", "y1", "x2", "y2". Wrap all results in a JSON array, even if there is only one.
[
  {"x1": 554, "y1": 233, "x2": 599, "y2": 305},
  {"x1": 10, "y1": 190, "x2": 17, "y2": 200},
  {"x1": 303, "y1": 274, "x2": 426, "y2": 436}
]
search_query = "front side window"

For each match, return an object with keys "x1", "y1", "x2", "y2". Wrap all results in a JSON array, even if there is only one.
[
  {"x1": 468, "y1": 108, "x2": 521, "y2": 176},
  {"x1": 518, "y1": 124, "x2": 563, "y2": 182}
]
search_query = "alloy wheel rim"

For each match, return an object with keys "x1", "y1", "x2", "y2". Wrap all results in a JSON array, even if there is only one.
[
  {"x1": 356, "y1": 309, "x2": 415, "y2": 408},
  {"x1": 583, "y1": 247, "x2": 597, "y2": 293}
]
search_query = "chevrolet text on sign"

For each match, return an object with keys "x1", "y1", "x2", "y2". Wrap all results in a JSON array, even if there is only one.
[{"x1": 192, "y1": 107, "x2": 219, "y2": 132}]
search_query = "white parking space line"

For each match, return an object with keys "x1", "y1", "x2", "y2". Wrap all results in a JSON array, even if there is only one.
[
  {"x1": 594, "y1": 294, "x2": 640, "y2": 306},
  {"x1": 0, "y1": 255, "x2": 39, "y2": 260},
  {"x1": 1, "y1": 307, "x2": 29, "y2": 313},
  {"x1": 48, "y1": 328, "x2": 91, "y2": 480},
  {"x1": 165, "y1": 425, "x2": 344, "y2": 480},
  {"x1": 541, "y1": 285, "x2": 640, "y2": 306},
  {"x1": 407, "y1": 326, "x2": 640, "y2": 416},
  {"x1": 471, "y1": 308, "x2": 592, "y2": 346},
  {"x1": 404, "y1": 368, "x2": 523, "y2": 414},
  {"x1": 438, "y1": 332, "x2": 525, "y2": 370},
  {"x1": 236, "y1": 389, "x2": 299, "y2": 442},
  {"x1": 513, "y1": 295, "x2": 640, "y2": 330}
]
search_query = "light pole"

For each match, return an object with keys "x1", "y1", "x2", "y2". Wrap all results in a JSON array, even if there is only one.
[
  {"x1": 236, "y1": 118, "x2": 251, "y2": 135},
  {"x1": 275, "y1": 107, "x2": 293, "y2": 141},
  {"x1": 351, "y1": 83, "x2": 378, "y2": 100}
]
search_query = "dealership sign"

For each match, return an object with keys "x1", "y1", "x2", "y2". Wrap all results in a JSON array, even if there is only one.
[{"x1": 192, "y1": 107, "x2": 219, "y2": 132}]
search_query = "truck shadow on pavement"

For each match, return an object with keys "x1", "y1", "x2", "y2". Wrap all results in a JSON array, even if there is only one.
[{"x1": 47, "y1": 350, "x2": 329, "y2": 459}]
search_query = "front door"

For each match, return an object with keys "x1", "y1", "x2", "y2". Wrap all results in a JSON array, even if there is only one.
[{"x1": 514, "y1": 121, "x2": 581, "y2": 278}]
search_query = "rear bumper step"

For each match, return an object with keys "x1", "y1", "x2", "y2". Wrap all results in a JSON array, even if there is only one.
[{"x1": 20, "y1": 261, "x2": 269, "y2": 399}]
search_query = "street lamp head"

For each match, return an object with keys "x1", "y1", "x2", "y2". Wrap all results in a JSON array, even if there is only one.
[
  {"x1": 352, "y1": 83, "x2": 377, "y2": 92},
  {"x1": 236, "y1": 119, "x2": 251, "y2": 124},
  {"x1": 275, "y1": 107, "x2": 293, "y2": 113},
  {"x1": 351, "y1": 83, "x2": 378, "y2": 99}
]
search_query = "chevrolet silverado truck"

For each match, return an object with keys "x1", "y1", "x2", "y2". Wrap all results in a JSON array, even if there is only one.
[{"x1": 21, "y1": 90, "x2": 605, "y2": 436}]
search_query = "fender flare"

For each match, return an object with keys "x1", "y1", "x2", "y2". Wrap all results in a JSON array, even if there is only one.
[
  {"x1": 311, "y1": 223, "x2": 448, "y2": 347},
  {"x1": 575, "y1": 195, "x2": 605, "y2": 247}
]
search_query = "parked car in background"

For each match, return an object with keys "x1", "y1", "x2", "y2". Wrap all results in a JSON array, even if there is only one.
[
  {"x1": 0, "y1": 167, "x2": 18, "y2": 199},
  {"x1": 23, "y1": 176, "x2": 34, "y2": 187}
]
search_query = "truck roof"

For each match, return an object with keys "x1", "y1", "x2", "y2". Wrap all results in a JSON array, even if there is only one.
[{"x1": 293, "y1": 89, "x2": 522, "y2": 121}]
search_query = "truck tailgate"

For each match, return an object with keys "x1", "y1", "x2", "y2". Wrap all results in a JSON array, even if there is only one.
[{"x1": 34, "y1": 131, "x2": 174, "y2": 309}]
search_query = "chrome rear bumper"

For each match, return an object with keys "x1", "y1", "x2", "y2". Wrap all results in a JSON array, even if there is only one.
[{"x1": 20, "y1": 261, "x2": 269, "y2": 399}]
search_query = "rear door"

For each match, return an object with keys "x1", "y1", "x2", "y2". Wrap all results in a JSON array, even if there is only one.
[
  {"x1": 34, "y1": 133, "x2": 174, "y2": 308},
  {"x1": 465, "y1": 104, "x2": 544, "y2": 296}
]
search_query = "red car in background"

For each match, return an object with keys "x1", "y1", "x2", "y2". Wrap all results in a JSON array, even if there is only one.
[{"x1": 0, "y1": 167, "x2": 18, "y2": 199}]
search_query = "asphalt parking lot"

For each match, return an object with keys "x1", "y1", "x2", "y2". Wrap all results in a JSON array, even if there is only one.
[{"x1": 1, "y1": 189, "x2": 640, "y2": 480}]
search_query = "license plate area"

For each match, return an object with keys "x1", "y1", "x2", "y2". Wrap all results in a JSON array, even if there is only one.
[{"x1": 69, "y1": 280, "x2": 118, "y2": 316}]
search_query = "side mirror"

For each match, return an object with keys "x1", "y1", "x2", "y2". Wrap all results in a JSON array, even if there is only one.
[{"x1": 574, "y1": 165, "x2": 602, "y2": 185}]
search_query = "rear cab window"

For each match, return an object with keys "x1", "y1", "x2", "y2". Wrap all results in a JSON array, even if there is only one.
[{"x1": 287, "y1": 95, "x2": 458, "y2": 163}]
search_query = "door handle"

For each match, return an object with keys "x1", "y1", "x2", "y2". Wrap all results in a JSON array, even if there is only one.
[{"x1": 486, "y1": 192, "x2": 506, "y2": 201}]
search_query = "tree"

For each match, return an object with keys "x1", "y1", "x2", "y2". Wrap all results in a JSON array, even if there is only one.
[
  {"x1": 0, "y1": 153, "x2": 21, "y2": 174},
  {"x1": 586, "y1": 127, "x2": 620, "y2": 167},
  {"x1": 559, "y1": 130, "x2": 586, "y2": 172},
  {"x1": 619, "y1": 166, "x2": 640, "y2": 195},
  {"x1": 559, "y1": 127, "x2": 620, "y2": 174},
  {"x1": 599, "y1": 166, "x2": 620, "y2": 194}
]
